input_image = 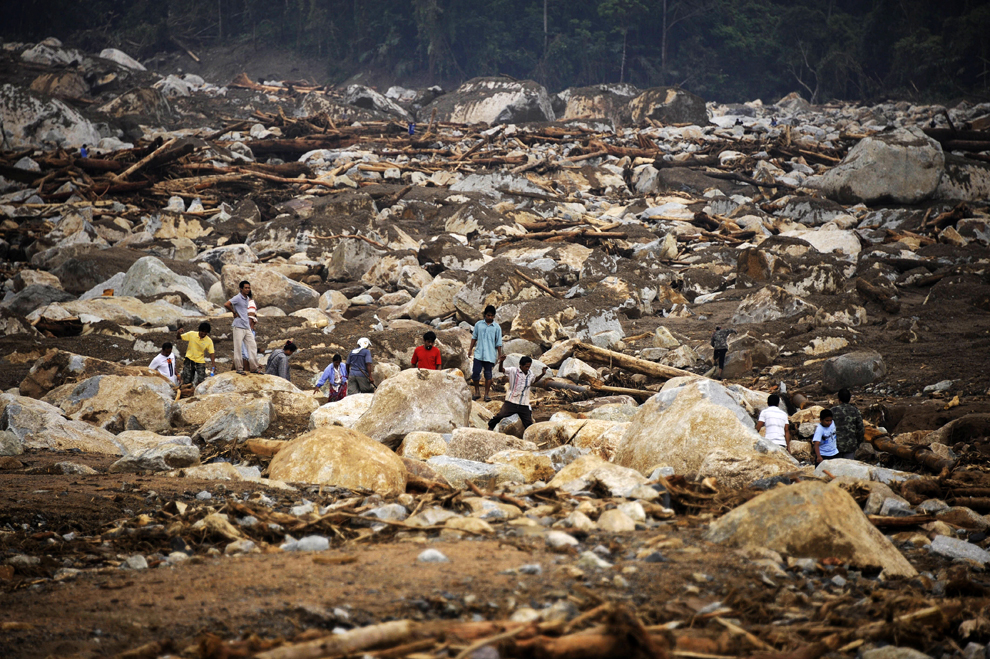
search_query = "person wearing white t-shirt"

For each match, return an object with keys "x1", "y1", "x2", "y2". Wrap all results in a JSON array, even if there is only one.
[
  {"x1": 756, "y1": 393, "x2": 790, "y2": 450},
  {"x1": 148, "y1": 342, "x2": 179, "y2": 386}
]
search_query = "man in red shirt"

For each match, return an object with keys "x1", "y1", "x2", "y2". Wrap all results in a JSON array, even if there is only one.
[{"x1": 411, "y1": 331, "x2": 442, "y2": 370}]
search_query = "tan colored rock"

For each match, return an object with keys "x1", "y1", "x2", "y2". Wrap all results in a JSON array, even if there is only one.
[
  {"x1": 270, "y1": 391, "x2": 320, "y2": 418},
  {"x1": 789, "y1": 440, "x2": 813, "y2": 462},
  {"x1": 170, "y1": 462, "x2": 245, "y2": 480},
  {"x1": 242, "y1": 438, "x2": 287, "y2": 458},
  {"x1": 447, "y1": 428, "x2": 537, "y2": 462},
  {"x1": 115, "y1": 431, "x2": 191, "y2": 455},
  {"x1": 698, "y1": 448, "x2": 806, "y2": 489},
  {"x1": 406, "y1": 275, "x2": 466, "y2": 322},
  {"x1": 20, "y1": 349, "x2": 163, "y2": 399},
  {"x1": 269, "y1": 427, "x2": 407, "y2": 496},
  {"x1": 446, "y1": 517, "x2": 495, "y2": 535},
  {"x1": 172, "y1": 393, "x2": 263, "y2": 427},
  {"x1": 548, "y1": 454, "x2": 648, "y2": 498},
  {"x1": 487, "y1": 449, "x2": 555, "y2": 484},
  {"x1": 398, "y1": 431, "x2": 449, "y2": 460},
  {"x1": 354, "y1": 369, "x2": 471, "y2": 449},
  {"x1": 13, "y1": 270, "x2": 62, "y2": 292},
  {"x1": 309, "y1": 394, "x2": 374, "y2": 430},
  {"x1": 706, "y1": 481, "x2": 917, "y2": 578},
  {"x1": 42, "y1": 375, "x2": 174, "y2": 433},
  {"x1": 27, "y1": 296, "x2": 200, "y2": 328},
  {"x1": 194, "y1": 371, "x2": 300, "y2": 397},
  {"x1": 653, "y1": 326, "x2": 680, "y2": 349},
  {"x1": 598, "y1": 509, "x2": 637, "y2": 533},
  {"x1": 220, "y1": 264, "x2": 319, "y2": 313}
]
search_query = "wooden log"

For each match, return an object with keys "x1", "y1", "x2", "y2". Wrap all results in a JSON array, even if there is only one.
[
  {"x1": 73, "y1": 157, "x2": 123, "y2": 172},
  {"x1": 572, "y1": 342, "x2": 704, "y2": 381},
  {"x1": 867, "y1": 515, "x2": 934, "y2": 529},
  {"x1": 255, "y1": 620, "x2": 417, "y2": 659},
  {"x1": 514, "y1": 269, "x2": 561, "y2": 299},
  {"x1": 855, "y1": 278, "x2": 900, "y2": 314},
  {"x1": 113, "y1": 138, "x2": 176, "y2": 182},
  {"x1": 497, "y1": 230, "x2": 626, "y2": 246},
  {"x1": 250, "y1": 136, "x2": 349, "y2": 156},
  {"x1": 869, "y1": 434, "x2": 956, "y2": 472}
]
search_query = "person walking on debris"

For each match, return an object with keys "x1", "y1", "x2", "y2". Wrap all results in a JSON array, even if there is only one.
[
  {"x1": 265, "y1": 340, "x2": 297, "y2": 381},
  {"x1": 314, "y1": 354, "x2": 347, "y2": 401},
  {"x1": 175, "y1": 321, "x2": 216, "y2": 386},
  {"x1": 149, "y1": 342, "x2": 178, "y2": 386},
  {"x1": 225, "y1": 280, "x2": 259, "y2": 375},
  {"x1": 832, "y1": 388, "x2": 865, "y2": 459},
  {"x1": 813, "y1": 408, "x2": 839, "y2": 465},
  {"x1": 412, "y1": 331, "x2": 442, "y2": 370},
  {"x1": 346, "y1": 337, "x2": 375, "y2": 394},
  {"x1": 756, "y1": 394, "x2": 790, "y2": 451},
  {"x1": 488, "y1": 356, "x2": 549, "y2": 432},
  {"x1": 469, "y1": 305, "x2": 503, "y2": 401},
  {"x1": 710, "y1": 325, "x2": 737, "y2": 380}
]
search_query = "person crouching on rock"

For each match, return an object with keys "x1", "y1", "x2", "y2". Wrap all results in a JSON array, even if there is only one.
[
  {"x1": 488, "y1": 356, "x2": 549, "y2": 432},
  {"x1": 314, "y1": 353, "x2": 348, "y2": 401},
  {"x1": 175, "y1": 321, "x2": 216, "y2": 386},
  {"x1": 412, "y1": 331, "x2": 442, "y2": 370},
  {"x1": 346, "y1": 337, "x2": 376, "y2": 394},
  {"x1": 265, "y1": 340, "x2": 297, "y2": 381},
  {"x1": 469, "y1": 305, "x2": 503, "y2": 401}
]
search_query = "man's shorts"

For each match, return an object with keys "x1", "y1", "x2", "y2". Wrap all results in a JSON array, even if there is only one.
[
  {"x1": 182, "y1": 360, "x2": 207, "y2": 385},
  {"x1": 471, "y1": 359, "x2": 494, "y2": 381}
]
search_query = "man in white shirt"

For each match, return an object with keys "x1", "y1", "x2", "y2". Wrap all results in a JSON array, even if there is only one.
[
  {"x1": 755, "y1": 393, "x2": 790, "y2": 450},
  {"x1": 149, "y1": 342, "x2": 179, "y2": 386},
  {"x1": 487, "y1": 355, "x2": 549, "y2": 431}
]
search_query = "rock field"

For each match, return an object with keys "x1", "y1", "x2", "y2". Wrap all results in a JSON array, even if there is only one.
[{"x1": 2, "y1": 38, "x2": 990, "y2": 659}]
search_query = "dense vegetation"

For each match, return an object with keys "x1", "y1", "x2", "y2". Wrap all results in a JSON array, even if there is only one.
[{"x1": 4, "y1": 0, "x2": 990, "y2": 103}]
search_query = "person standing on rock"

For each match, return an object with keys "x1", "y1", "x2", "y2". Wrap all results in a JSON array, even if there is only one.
[
  {"x1": 756, "y1": 394, "x2": 790, "y2": 451},
  {"x1": 710, "y1": 325, "x2": 737, "y2": 380},
  {"x1": 488, "y1": 356, "x2": 548, "y2": 432},
  {"x1": 832, "y1": 388, "x2": 865, "y2": 459},
  {"x1": 175, "y1": 322, "x2": 216, "y2": 386},
  {"x1": 469, "y1": 305, "x2": 503, "y2": 402},
  {"x1": 813, "y1": 409, "x2": 839, "y2": 465},
  {"x1": 225, "y1": 280, "x2": 259, "y2": 375},
  {"x1": 265, "y1": 341, "x2": 297, "y2": 382},
  {"x1": 346, "y1": 337, "x2": 375, "y2": 394},
  {"x1": 314, "y1": 354, "x2": 348, "y2": 401},
  {"x1": 412, "y1": 331, "x2": 442, "y2": 370},
  {"x1": 149, "y1": 342, "x2": 178, "y2": 386}
]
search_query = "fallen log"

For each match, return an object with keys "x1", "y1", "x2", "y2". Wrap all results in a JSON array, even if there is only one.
[
  {"x1": 572, "y1": 343, "x2": 703, "y2": 381},
  {"x1": 514, "y1": 269, "x2": 561, "y2": 299},
  {"x1": 497, "y1": 229, "x2": 626, "y2": 246},
  {"x1": 869, "y1": 434, "x2": 956, "y2": 472},
  {"x1": 255, "y1": 620, "x2": 416, "y2": 659},
  {"x1": 539, "y1": 379, "x2": 657, "y2": 401},
  {"x1": 867, "y1": 514, "x2": 934, "y2": 529},
  {"x1": 113, "y1": 138, "x2": 176, "y2": 182},
  {"x1": 73, "y1": 157, "x2": 123, "y2": 173},
  {"x1": 250, "y1": 136, "x2": 350, "y2": 156}
]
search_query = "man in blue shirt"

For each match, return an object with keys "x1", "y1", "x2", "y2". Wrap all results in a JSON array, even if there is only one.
[
  {"x1": 223, "y1": 280, "x2": 258, "y2": 375},
  {"x1": 469, "y1": 304, "x2": 503, "y2": 401},
  {"x1": 813, "y1": 408, "x2": 839, "y2": 465}
]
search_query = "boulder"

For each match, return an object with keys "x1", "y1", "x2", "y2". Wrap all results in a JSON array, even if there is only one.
[
  {"x1": 191, "y1": 244, "x2": 258, "y2": 273},
  {"x1": 0, "y1": 393, "x2": 122, "y2": 455},
  {"x1": 426, "y1": 455, "x2": 525, "y2": 489},
  {"x1": 627, "y1": 87, "x2": 708, "y2": 126},
  {"x1": 109, "y1": 445, "x2": 200, "y2": 473},
  {"x1": 326, "y1": 238, "x2": 386, "y2": 281},
  {"x1": 194, "y1": 372, "x2": 299, "y2": 397},
  {"x1": 0, "y1": 83, "x2": 101, "y2": 148},
  {"x1": 354, "y1": 369, "x2": 471, "y2": 448},
  {"x1": 806, "y1": 127, "x2": 944, "y2": 204},
  {"x1": 94, "y1": 256, "x2": 206, "y2": 301},
  {"x1": 706, "y1": 481, "x2": 917, "y2": 577},
  {"x1": 822, "y1": 351, "x2": 886, "y2": 392},
  {"x1": 523, "y1": 419, "x2": 623, "y2": 461},
  {"x1": 548, "y1": 454, "x2": 648, "y2": 498},
  {"x1": 29, "y1": 70, "x2": 90, "y2": 101},
  {"x1": 268, "y1": 427, "x2": 407, "y2": 495},
  {"x1": 97, "y1": 88, "x2": 171, "y2": 122},
  {"x1": 27, "y1": 296, "x2": 200, "y2": 327},
  {"x1": 397, "y1": 431, "x2": 449, "y2": 460},
  {"x1": 171, "y1": 393, "x2": 261, "y2": 427},
  {"x1": 936, "y1": 154, "x2": 990, "y2": 202},
  {"x1": 343, "y1": 85, "x2": 413, "y2": 121},
  {"x1": 42, "y1": 375, "x2": 174, "y2": 433},
  {"x1": 309, "y1": 394, "x2": 375, "y2": 429},
  {"x1": 487, "y1": 450, "x2": 555, "y2": 483},
  {"x1": 0, "y1": 430, "x2": 24, "y2": 456},
  {"x1": 614, "y1": 377, "x2": 796, "y2": 477},
  {"x1": 558, "y1": 84, "x2": 638, "y2": 123},
  {"x1": 99, "y1": 48, "x2": 146, "y2": 70},
  {"x1": 731, "y1": 285, "x2": 817, "y2": 324},
  {"x1": 420, "y1": 77, "x2": 555, "y2": 125},
  {"x1": 1, "y1": 284, "x2": 76, "y2": 317},
  {"x1": 557, "y1": 357, "x2": 599, "y2": 383},
  {"x1": 453, "y1": 258, "x2": 548, "y2": 323},
  {"x1": 697, "y1": 448, "x2": 800, "y2": 489},
  {"x1": 220, "y1": 264, "x2": 319, "y2": 313},
  {"x1": 446, "y1": 428, "x2": 537, "y2": 462},
  {"x1": 193, "y1": 399, "x2": 273, "y2": 444},
  {"x1": 19, "y1": 349, "x2": 158, "y2": 399}
]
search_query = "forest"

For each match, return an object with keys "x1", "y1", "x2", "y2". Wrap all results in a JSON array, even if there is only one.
[{"x1": 3, "y1": 0, "x2": 990, "y2": 104}]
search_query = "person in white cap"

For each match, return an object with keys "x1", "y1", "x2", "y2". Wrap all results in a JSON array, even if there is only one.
[{"x1": 346, "y1": 337, "x2": 375, "y2": 394}]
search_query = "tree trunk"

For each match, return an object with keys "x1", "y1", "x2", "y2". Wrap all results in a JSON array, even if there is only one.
[
  {"x1": 620, "y1": 30, "x2": 627, "y2": 83},
  {"x1": 217, "y1": 0, "x2": 223, "y2": 40},
  {"x1": 661, "y1": 0, "x2": 668, "y2": 81},
  {"x1": 544, "y1": 0, "x2": 548, "y2": 55}
]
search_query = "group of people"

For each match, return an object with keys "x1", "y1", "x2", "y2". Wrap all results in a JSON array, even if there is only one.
[{"x1": 756, "y1": 388, "x2": 865, "y2": 465}]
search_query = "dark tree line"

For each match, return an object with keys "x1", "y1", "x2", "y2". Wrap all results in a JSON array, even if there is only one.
[{"x1": 4, "y1": 0, "x2": 990, "y2": 103}]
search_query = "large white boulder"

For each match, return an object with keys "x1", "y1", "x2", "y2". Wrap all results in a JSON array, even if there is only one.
[
  {"x1": 806, "y1": 127, "x2": 944, "y2": 204},
  {"x1": 0, "y1": 83, "x2": 101, "y2": 149},
  {"x1": 220, "y1": 264, "x2": 319, "y2": 313},
  {"x1": 706, "y1": 481, "x2": 916, "y2": 577},
  {"x1": 0, "y1": 393, "x2": 123, "y2": 455},
  {"x1": 614, "y1": 377, "x2": 796, "y2": 480},
  {"x1": 309, "y1": 394, "x2": 375, "y2": 429},
  {"x1": 420, "y1": 77, "x2": 555, "y2": 125},
  {"x1": 42, "y1": 375, "x2": 174, "y2": 433},
  {"x1": 99, "y1": 48, "x2": 146, "y2": 71},
  {"x1": 269, "y1": 427, "x2": 407, "y2": 495},
  {"x1": 88, "y1": 256, "x2": 206, "y2": 301},
  {"x1": 354, "y1": 369, "x2": 472, "y2": 449}
]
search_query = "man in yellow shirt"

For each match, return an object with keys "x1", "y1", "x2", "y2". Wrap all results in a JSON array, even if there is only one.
[{"x1": 175, "y1": 321, "x2": 217, "y2": 385}]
